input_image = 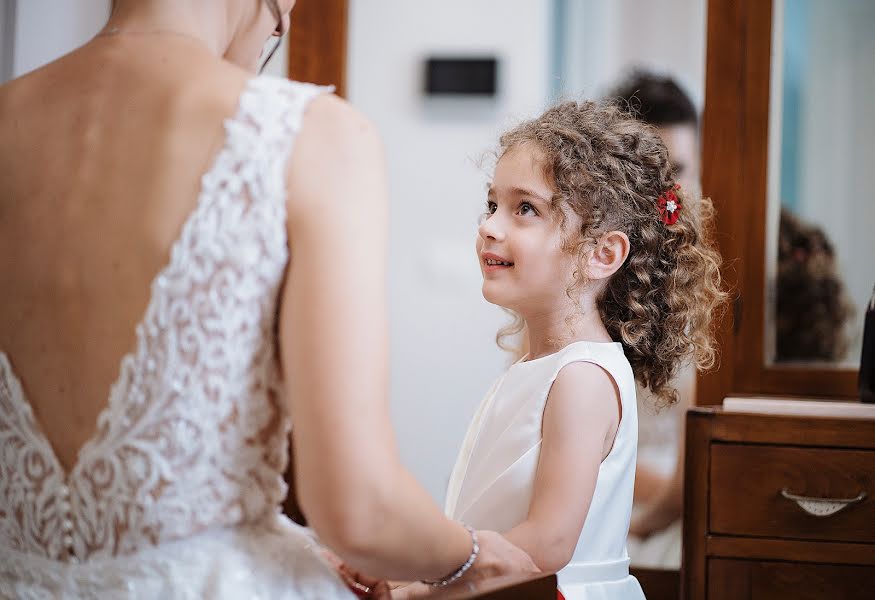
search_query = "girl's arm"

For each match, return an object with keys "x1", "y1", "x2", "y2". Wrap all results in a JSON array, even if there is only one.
[
  {"x1": 502, "y1": 361, "x2": 621, "y2": 573},
  {"x1": 279, "y1": 94, "x2": 536, "y2": 582}
]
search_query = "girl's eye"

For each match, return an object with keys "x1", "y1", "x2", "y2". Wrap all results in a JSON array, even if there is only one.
[
  {"x1": 486, "y1": 201, "x2": 497, "y2": 215},
  {"x1": 518, "y1": 202, "x2": 537, "y2": 216}
]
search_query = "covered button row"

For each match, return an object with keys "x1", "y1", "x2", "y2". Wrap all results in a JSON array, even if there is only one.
[{"x1": 58, "y1": 484, "x2": 78, "y2": 563}]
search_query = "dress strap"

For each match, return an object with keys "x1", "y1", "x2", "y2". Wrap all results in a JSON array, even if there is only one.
[
  {"x1": 549, "y1": 343, "x2": 632, "y2": 396},
  {"x1": 218, "y1": 77, "x2": 333, "y2": 217}
]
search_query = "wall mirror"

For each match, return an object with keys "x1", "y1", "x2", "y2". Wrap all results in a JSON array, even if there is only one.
[{"x1": 765, "y1": 0, "x2": 875, "y2": 368}]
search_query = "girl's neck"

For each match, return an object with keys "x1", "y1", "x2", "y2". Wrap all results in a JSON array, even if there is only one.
[{"x1": 522, "y1": 300, "x2": 613, "y2": 360}]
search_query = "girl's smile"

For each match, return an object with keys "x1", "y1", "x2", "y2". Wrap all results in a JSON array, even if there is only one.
[{"x1": 481, "y1": 252, "x2": 514, "y2": 272}]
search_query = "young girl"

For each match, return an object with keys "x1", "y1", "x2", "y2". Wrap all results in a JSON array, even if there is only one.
[{"x1": 443, "y1": 100, "x2": 725, "y2": 599}]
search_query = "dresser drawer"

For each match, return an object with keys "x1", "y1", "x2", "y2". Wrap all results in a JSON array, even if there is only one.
[
  {"x1": 708, "y1": 558, "x2": 874, "y2": 600},
  {"x1": 709, "y1": 443, "x2": 875, "y2": 543}
]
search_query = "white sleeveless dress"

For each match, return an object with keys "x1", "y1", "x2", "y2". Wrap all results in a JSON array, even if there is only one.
[
  {"x1": 0, "y1": 76, "x2": 356, "y2": 599},
  {"x1": 445, "y1": 341, "x2": 645, "y2": 600}
]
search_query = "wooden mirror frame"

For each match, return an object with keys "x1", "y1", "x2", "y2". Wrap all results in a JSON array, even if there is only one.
[
  {"x1": 280, "y1": 0, "x2": 350, "y2": 530},
  {"x1": 696, "y1": 0, "x2": 859, "y2": 405},
  {"x1": 287, "y1": 0, "x2": 348, "y2": 97}
]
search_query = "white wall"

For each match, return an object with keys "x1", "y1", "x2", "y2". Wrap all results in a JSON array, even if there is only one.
[
  {"x1": 346, "y1": 0, "x2": 552, "y2": 502},
  {"x1": 1, "y1": 1, "x2": 13, "y2": 82},
  {"x1": 559, "y1": 0, "x2": 707, "y2": 108},
  {"x1": 3, "y1": 0, "x2": 288, "y2": 80},
  {"x1": 795, "y1": 0, "x2": 875, "y2": 360},
  {"x1": 10, "y1": 0, "x2": 110, "y2": 77}
]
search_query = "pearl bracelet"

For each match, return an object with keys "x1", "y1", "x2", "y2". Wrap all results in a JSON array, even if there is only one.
[{"x1": 422, "y1": 524, "x2": 480, "y2": 587}]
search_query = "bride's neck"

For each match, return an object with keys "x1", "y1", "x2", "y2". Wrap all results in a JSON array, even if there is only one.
[{"x1": 105, "y1": 0, "x2": 234, "y2": 57}]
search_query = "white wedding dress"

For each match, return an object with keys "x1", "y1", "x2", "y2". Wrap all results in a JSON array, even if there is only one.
[{"x1": 0, "y1": 76, "x2": 356, "y2": 599}]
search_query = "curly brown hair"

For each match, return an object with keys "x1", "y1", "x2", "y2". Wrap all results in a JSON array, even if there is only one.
[
  {"x1": 495, "y1": 100, "x2": 726, "y2": 407},
  {"x1": 775, "y1": 208, "x2": 854, "y2": 362}
]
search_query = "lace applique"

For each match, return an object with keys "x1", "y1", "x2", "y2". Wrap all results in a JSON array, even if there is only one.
[{"x1": 0, "y1": 77, "x2": 329, "y2": 567}]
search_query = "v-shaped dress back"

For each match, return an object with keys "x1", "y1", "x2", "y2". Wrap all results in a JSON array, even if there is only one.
[{"x1": 0, "y1": 76, "x2": 356, "y2": 599}]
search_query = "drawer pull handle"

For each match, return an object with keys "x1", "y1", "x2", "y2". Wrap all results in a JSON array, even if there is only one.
[{"x1": 780, "y1": 488, "x2": 866, "y2": 517}]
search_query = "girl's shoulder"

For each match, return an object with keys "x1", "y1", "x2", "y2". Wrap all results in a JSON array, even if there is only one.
[{"x1": 509, "y1": 340, "x2": 635, "y2": 402}]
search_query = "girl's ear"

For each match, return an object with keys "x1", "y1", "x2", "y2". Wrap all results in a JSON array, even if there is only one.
[{"x1": 587, "y1": 231, "x2": 630, "y2": 280}]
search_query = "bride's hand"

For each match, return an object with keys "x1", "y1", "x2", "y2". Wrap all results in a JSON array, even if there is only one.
[
  {"x1": 321, "y1": 549, "x2": 392, "y2": 599},
  {"x1": 388, "y1": 581, "x2": 432, "y2": 599},
  {"x1": 461, "y1": 530, "x2": 540, "y2": 582},
  {"x1": 388, "y1": 532, "x2": 538, "y2": 598}
]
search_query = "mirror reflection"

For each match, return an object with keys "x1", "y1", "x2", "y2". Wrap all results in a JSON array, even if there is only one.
[{"x1": 767, "y1": 0, "x2": 875, "y2": 367}]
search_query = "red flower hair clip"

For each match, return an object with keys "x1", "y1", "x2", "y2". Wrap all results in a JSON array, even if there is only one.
[{"x1": 658, "y1": 184, "x2": 682, "y2": 225}]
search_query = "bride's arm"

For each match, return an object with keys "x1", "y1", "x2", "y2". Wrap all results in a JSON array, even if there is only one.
[{"x1": 277, "y1": 94, "x2": 532, "y2": 583}]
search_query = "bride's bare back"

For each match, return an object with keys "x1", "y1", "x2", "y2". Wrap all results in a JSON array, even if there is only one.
[{"x1": 0, "y1": 36, "x2": 250, "y2": 471}]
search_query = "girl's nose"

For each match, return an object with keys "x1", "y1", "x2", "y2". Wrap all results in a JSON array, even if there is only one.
[{"x1": 478, "y1": 214, "x2": 506, "y2": 242}]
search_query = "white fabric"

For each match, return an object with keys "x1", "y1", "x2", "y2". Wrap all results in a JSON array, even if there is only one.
[
  {"x1": 635, "y1": 391, "x2": 679, "y2": 477},
  {"x1": 446, "y1": 341, "x2": 645, "y2": 600},
  {"x1": 627, "y1": 387, "x2": 682, "y2": 569},
  {"x1": 0, "y1": 75, "x2": 355, "y2": 599}
]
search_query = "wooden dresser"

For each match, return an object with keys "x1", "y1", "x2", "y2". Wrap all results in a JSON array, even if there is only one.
[{"x1": 682, "y1": 407, "x2": 875, "y2": 599}]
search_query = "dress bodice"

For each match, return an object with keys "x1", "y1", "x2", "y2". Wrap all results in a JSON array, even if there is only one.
[
  {"x1": 0, "y1": 76, "x2": 355, "y2": 599},
  {"x1": 445, "y1": 341, "x2": 645, "y2": 599}
]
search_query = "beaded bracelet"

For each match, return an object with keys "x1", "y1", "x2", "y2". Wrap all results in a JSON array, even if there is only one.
[{"x1": 422, "y1": 524, "x2": 480, "y2": 587}]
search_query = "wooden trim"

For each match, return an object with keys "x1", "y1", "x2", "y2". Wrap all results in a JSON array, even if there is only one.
[
  {"x1": 697, "y1": 0, "x2": 859, "y2": 406},
  {"x1": 287, "y1": 0, "x2": 348, "y2": 97},
  {"x1": 707, "y1": 411, "x2": 875, "y2": 448},
  {"x1": 281, "y1": 0, "x2": 349, "y2": 522},
  {"x1": 706, "y1": 536, "x2": 875, "y2": 566},
  {"x1": 730, "y1": 0, "x2": 773, "y2": 395},
  {"x1": 444, "y1": 574, "x2": 557, "y2": 600},
  {"x1": 697, "y1": 0, "x2": 747, "y2": 407},
  {"x1": 753, "y1": 367, "x2": 857, "y2": 398},
  {"x1": 682, "y1": 409, "x2": 713, "y2": 600}
]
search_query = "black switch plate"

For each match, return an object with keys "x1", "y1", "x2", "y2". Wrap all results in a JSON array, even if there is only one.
[{"x1": 425, "y1": 57, "x2": 497, "y2": 96}]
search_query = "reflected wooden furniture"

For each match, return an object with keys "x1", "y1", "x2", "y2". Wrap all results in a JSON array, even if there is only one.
[{"x1": 683, "y1": 408, "x2": 875, "y2": 599}]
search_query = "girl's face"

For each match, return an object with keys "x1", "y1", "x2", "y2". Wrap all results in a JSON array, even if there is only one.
[{"x1": 477, "y1": 145, "x2": 581, "y2": 314}]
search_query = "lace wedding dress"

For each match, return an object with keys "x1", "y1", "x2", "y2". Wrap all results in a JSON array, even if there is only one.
[{"x1": 0, "y1": 76, "x2": 355, "y2": 599}]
